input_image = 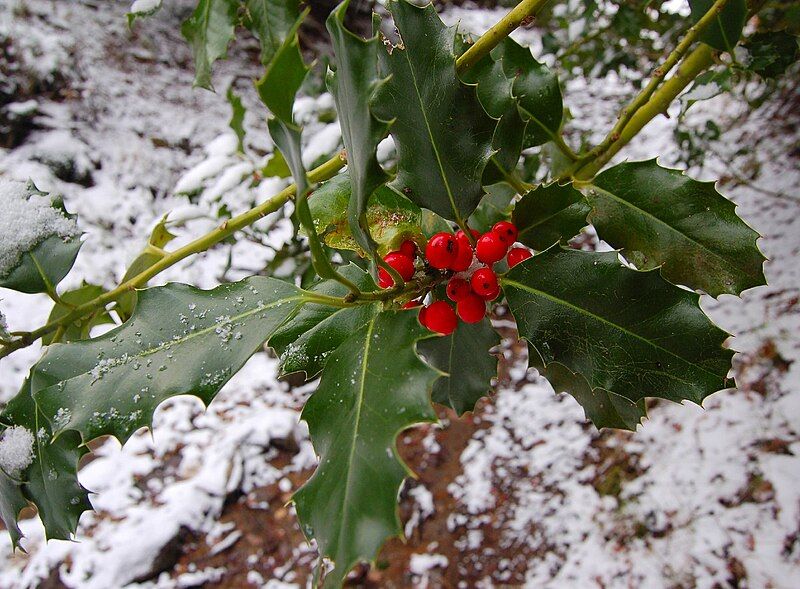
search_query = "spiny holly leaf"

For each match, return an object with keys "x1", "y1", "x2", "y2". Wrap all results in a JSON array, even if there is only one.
[
  {"x1": 373, "y1": 0, "x2": 495, "y2": 223},
  {"x1": 32, "y1": 277, "x2": 304, "y2": 444},
  {"x1": 743, "y1": 30, "x2": 800, "y2": 79},
  {"x1": 468, "y1": 182, "x2": 515, "y2": 234},
  {"x1": 181, "y1": 0, "x2": 240, "y2": 90},
  {"x1": 269, "y1": 264, "x2": 379, "y2": 379},
  {"x1": 419, "y1": 318, "x2": 499, "y2": 415},
  {"x1": 243, "y1": 0, "x2": 301, "y2": 68},
  {"x1": 1, "y1": 379, "x2": 92, "y2": 541},
  {"x1": 502, "y1": 247, "x2": 734, "y2": 406},
  {"x1": 326, "y1": 0, "x2": 392, "y2": 258},
  {"x1": 690, "y1": 0, "x2": 747, "y2": 53},
  {"x1": 0, "y1": 469, "x2": 27, "y2": 550},
  {"x1": 227, "y1": 87, "x2": 247, "y2": 153},
  {"x1": 0, "y1": 180, "x2": 81, "y2": 295},
  {"x1": 484, "y1": 104, "x2": 528, "y2": 186},
  {"x1": 513, "y1": 183, "x2": 590, "y2": 250},
  {"x1": 499, "y1": 38, "x2": 563, "y2": 149},
  {"x1": 586, "y1": 160, "x2": 765, "y2": 296},
  {"x1": 41, "y1": 283, "x2": 113, "y2": 345},
  {"x1": 527, "y1": 346, "x2": 647, "y2": 431},
  {"x1": 308, "y1": 174, "x2": 423, "y2": 256},
  {"x1": 293, "y1": 311, "x2": 439, "y2": 587},
  {"x1": 117, "y1": 215, "x2": 178, "y2": 321}
]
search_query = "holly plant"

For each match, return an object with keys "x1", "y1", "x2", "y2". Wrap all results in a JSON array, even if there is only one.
[{"x1": 1, "y1": 0, "x2": 791, "y2": 585}]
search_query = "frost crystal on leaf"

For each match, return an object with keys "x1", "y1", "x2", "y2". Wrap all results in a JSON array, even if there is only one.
[
  {"x1": 0, "y1": 426, "x2": 35, "y2": 476},
  {"x1": 0, "y1": 180, "x2": 80, "y2": 278}
]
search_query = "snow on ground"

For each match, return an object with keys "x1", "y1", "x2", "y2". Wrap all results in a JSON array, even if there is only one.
[{"x1": 0, "y1": 0, "x2": 798, "y2": 587}]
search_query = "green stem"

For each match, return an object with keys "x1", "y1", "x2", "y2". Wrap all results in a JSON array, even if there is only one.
[
  {"x1": 573, "y1": 45, "x2": 716, "y2": 180},
  {"x1": 492, "y1": 157, "x2": 533, "y2": 195},
  {"x1": 0, "y1": 152, "x2": 348, "y2": 360},
  {"x1": 455, "y1": 0, "x2": 552, "y2": 73},
  {"x1": 570, "y1": 0, "x2": 730, "y2": 178}
]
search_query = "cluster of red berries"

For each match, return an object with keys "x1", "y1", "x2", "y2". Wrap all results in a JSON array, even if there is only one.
[{"x1": 379, "y1": 220, "x2": 532, "y2": 335}]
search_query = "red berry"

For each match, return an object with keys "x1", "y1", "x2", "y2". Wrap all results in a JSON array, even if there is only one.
[
  {"x1": 399, "y1": 240, "x2": 417, "y2": 257},
  {"x1": 403, "y1": 299, "x2": 422, "y2": 309},
  {"x1": 378, "y1": 252, "x2": 415, "y2": 288},
  {"x1": 482, "y1": 283, "x2": 501, "y2": 301},
  {"x1": 507, "y1": 247, "x2": 533, "y2": 267},
  {"x1": 476, "y1": 232, "x2": 508, "y2": 264},
  {"x1": 425, "y1": 232, "x2": 458, "y2": 269},
  {"x1": 492, "y1": 220, "x2": 518, "y2": 244},
  {"x1": 457, "y1": 293, "x2": 486, "y2": 323},
  {"x1": 423, "y1": 301, "x2": 457, "y2": 335},
  {"x1": 450, "y1": 232, "x2": 474, "y2": 271},
  {"x1": 446, "y1": 277, "x2": 471, "y2": 301},
  {"x1": 456, "y1": 228, "x2": 481, "y2": 242},
  {"x1": 471, "y1": 267, "x2": 499, "y2": 297}
]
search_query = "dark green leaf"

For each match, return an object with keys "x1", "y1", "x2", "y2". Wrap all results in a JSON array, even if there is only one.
[
  {"x1": 373, "y1": 0, "x2": 495, "y2": 223},
  {"x1": 499, "y1": 38, "x2": 564, "y2": 148},
  {"x1": 227, "y1": 87, "x2": 247, "y2": 153},
  {"x1": 743, "y1": 30, "x2": 800, "y2": 79},
  {"x1": 690, "y1": 0, "x2": 747, "y2": 53},
  {"x1": 483, "y1": 104, "x2": 528, "y2": 186},
  {"x1": 587, "y1": 159, "x2": 765, "y2": 296},
  {"x1": 0, "y1": 469, "x2": 27, "y2": 550},
  {"x1": 468, "y1": 183, "x2": 515, "y2": 234},
  {"x1": 326, "y1": 0, "x2": 392, "y2": 257},
  {"x1": 308, "y1": 174, "x2": 423, "y2": 256},
  {"x1": 1, "y1": 380, "x2": 92, "y2": 541},
  {"x1": 255, "y1": 16, "x2": 308, "y2": 123},
  {"x1": 419, "y1": 318, "x2": 499, "y2": 415},
  {"x1": 513, "y1": 183, "x2": 590, "y2": 250},
  {"x1": 32, "y1": 277, "x2": 304, "y2": 444},
  {"x1": 180, "y1": 0, "x2": 240, "y2": 90},
  {"x1": 502, "y1": 247, "x2": 734, "y2": 406},
  {"x1": 293, "y1": 311, "x2": 439, "y2": 587},
  {"x1": 262, "y1": 150, "x2": 292, "y2": 178},
  {"x1": 527, "y1": 346, "x2": 647, "y2": 431},
  {"x1": 0, "y1": 182, "x2": 81, "y2": 295},
  {"x1": 41, "y1": 283, "x2": 113, "y2": 345},
  {"x1": 244, "y1": 0, "x2": 301, "y2": 67},
  {"x1": 269, "y1": 264, "x2": 379, "y2": 378}
]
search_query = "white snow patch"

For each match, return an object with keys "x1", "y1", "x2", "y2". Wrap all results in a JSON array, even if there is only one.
[{"x1": 0, "y1": 426, "x2": 35, "y2": 476}]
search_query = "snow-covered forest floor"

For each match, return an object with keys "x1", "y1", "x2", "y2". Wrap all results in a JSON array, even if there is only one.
[{"x1": 0, "y1": 0, "x2": 798, "y2": 587}]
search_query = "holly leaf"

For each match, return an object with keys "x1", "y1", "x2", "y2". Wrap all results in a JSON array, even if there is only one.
[
  {"x1": 680, "y1": 68, "x2": 733, "y2": 114},
  {"x1": 1, "y1": 379, "x2": 92, "y2": 541},
  {"x1": 227, "y1": 87, "x2": 247, "y2": 153},
  {"x1": 181, "y1": 0, "x2": 239, "y2": 90},
  {"x1": 468, "y1": 183, "x2": 515, "y2": 234},
  {"x1": 499, "y1": 38, "x2": 563, "y2": 148},
  {"x1": 269, "y1": 264, "x2": 379, "y2": 379},
  {"x1": 326, "y1": 0, "x2": 392, "y2": 258},
  {"x1": 0, "y1": 470, "x2": 27, "y2": 550},
  {"x1": 513, "y1": 183, "x2": 590, "y2": 250},
  {"x1": 293, "y1": 311, "x2": 439, "y2": 587},
  {"x1": 31, "y1": 277, "x2": 304, "y2": 444},
  {"x1": 586, "y1": 160, "x2": 765, "y2": 296},
  {"x1": 308, "y1": 174, "x2": 423, "y2": 256},
  {"x1": 0, "y1": 181, "x2": 81, "y2": 295},
  {"x1": 243, "y1": 0, "x2": 301, "y2": 68},
  {"x1": 419, "y1": 319, "x2": 499, "y2": 415},
  {"x1": 527, "y1": 346, "x2": 647, "y2": 431},
  {"x1": 41, "y1": 283, "x2": 113, "y2": 345},
  {"x1": 743, "y1": 30, "x2": 800, "y2": 79},
  {"x1": 502, "y1": 247, "x2": 734, "y2": 406},
  {"x1": 690, "y1": 0, "x2": 747, "y2": 53},
  {"x1": 116, "y1": 215, "x2": 178, "y2": 320},
  {"x1": 373, "y1": 0, "x2": 495, "y2": 223}
]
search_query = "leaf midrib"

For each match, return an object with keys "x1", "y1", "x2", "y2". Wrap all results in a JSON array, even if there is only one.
[
  {"x1": 587, "y1": 183, "x2": 750, "y2": 277},
  {"x1": 502, "y1": 277, "x2": 722, "y2": 383}
]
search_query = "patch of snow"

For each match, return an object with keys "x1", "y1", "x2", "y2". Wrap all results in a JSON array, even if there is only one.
[
  {"x1": 0, "y1": 180, "x2": 79, "y2": 278},
  {"x1": 0, "y1": 426, "x2": 35, "y2": 476}
]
